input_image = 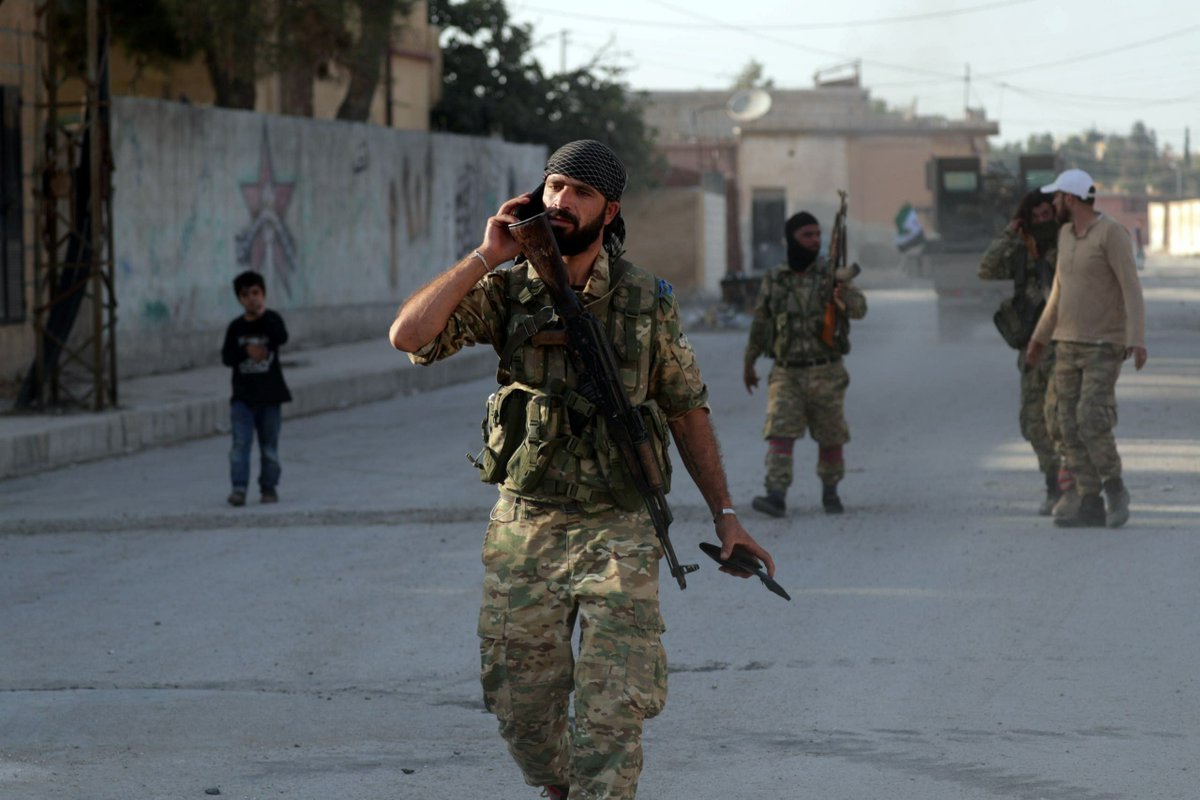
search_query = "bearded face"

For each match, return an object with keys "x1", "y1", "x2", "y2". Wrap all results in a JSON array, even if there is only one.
[
  {"x1": 549, "y1": 206, "x2": 606, "y2": 256},
  {"x1": 1054, "y1": 193, "x2": 1073, "y2": 224}
]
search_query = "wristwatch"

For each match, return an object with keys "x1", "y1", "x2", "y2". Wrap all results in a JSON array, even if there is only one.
[{"x1": 713, "y1": 507, "x2": 737, "y2": 523}]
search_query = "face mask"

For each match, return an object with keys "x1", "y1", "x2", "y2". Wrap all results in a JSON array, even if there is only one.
[
  {"x1": 787, "y1": 240, "x2": 818, "y2": 271},
  {"x1": 1030, "y1": 220, "x2": 1058, "y2": 253}
]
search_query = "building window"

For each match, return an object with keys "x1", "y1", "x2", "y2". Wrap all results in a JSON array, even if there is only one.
[{"x1": 1, "y1": 86, "x2": 25, "y2": 324}]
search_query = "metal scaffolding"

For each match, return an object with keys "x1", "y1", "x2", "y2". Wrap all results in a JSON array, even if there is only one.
[{"x1": 17, "y1": 0, "x2": 117, "y2": 410}]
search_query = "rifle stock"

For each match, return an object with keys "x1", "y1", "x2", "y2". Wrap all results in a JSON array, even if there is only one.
[{"x1": 507, "y1": 212, "x2": 700, "y2": 590}]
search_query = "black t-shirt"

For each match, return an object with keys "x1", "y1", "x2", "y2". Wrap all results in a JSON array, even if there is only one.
[{"x1": 221, "y1": 309, "x2": 292, "y2": 405}]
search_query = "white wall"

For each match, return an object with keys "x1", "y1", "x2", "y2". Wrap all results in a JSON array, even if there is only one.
[{"x1": 111, "y1": 98, "x2": 544, "y2": 376}]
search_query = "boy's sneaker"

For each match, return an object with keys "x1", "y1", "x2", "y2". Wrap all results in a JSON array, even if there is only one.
[
  {"x1": 1103, "y1": 478, "x2": 1130, "y2": 528},
  {"x1": 752, "y1": 490, "x2": 786, "y2": 518},
  {"x1": 227, "y1": 491, "x2": 246, "y2": 507},
  {"x1": 261, "y1": 488, "x2": 279, "y2": 504},
  {"x1": 542, "y1": 786, "x2": 569, "y2": 800}
]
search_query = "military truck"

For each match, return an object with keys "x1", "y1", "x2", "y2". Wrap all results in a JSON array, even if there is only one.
[{"x1": 905, "y1": 154, "x2": 1058, "y2": 337}]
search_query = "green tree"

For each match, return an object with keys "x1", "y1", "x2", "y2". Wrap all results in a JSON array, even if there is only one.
[
  {"x1": 430, "y1": 0, "x2": 662, "y2": 190},
  {"x1": 732, "y1": 59, "x2": 774, "y2": 90}
]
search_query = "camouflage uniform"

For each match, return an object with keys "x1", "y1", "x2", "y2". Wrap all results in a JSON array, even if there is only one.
[
  {"x1": 411, "y1": 251, "x2": 706, "y2": 800},
  {"x1": 1053, "y1": 341, "x2": 1124, "y2": 495},
  {"x1": 979, "y1": 231, "x2": 1063, "y2": 477},
  {"x1": 745, "y1": 257, "x2": 867, "y2": 492}
]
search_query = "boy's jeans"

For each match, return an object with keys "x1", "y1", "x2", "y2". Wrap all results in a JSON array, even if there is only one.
[{"x1": 229, "y1": 401, "x2": 282, "y2": 492}]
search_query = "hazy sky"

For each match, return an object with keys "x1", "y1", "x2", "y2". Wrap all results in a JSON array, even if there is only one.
[{"x1": 507, "y1": 0, "x2": 1200, "y2": 155}]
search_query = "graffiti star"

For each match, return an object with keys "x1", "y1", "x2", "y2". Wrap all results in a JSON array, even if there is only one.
[{"x1": 236, "y1": 127, "x2": 299, "y2": 296}]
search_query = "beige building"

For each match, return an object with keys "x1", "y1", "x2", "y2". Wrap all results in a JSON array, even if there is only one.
[{"x1": 642, "y1": 85, "x2": 998, "y2": 276}]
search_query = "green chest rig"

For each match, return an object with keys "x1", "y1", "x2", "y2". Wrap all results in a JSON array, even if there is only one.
[
  {"x1": 472, "y1": 258, "x2": 673, "y2": 510},
  {"x1": 766, "y1": 261, "x2": 845, "y2": 358}
]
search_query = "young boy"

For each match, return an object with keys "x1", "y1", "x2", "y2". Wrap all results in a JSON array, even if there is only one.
[{"x1": 221, "y1": 271, "x2": 292, "y2": 506}]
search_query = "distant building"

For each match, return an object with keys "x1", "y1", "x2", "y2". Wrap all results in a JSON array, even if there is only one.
[{"x1": 640, "y1": 81, "x2": 997, "y2": 275}]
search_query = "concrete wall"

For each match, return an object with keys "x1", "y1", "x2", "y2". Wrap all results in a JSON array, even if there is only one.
[
  {"x1": 621, "y1": 186, "x2": 727, "y2": 297},
  {"x1": 110, "y1": 98, "x2": 544, "y2": 377},
  {"x1": 737, "y1": 135, "x2": 848, "y2": 270}
]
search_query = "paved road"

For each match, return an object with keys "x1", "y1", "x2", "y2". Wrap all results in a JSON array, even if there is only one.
[{"x1": 2, "y1": 275, "x2": 1198, "y2": 800}]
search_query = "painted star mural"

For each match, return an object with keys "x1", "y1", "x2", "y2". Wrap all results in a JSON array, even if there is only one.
[{"x1": 235, "y1": 126, "x2": 299, "y2": 296}]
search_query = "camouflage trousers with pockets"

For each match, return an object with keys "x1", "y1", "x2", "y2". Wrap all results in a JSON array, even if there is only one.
[
  {"x1": 1018, "y1": 346, "x2": 1061, "y2": 476},
  {"x1": 762, "y1": 361, "x2": 851, "y2": 491},
  {"x1": 1053, "y1": 341, "x2": 1125, "y2": 495},
  {"x1": 478, "y1": 493, "x2": 667, "y2": 800}
]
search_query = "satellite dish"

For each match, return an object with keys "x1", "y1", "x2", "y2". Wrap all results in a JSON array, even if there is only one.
[{"x1": 727, "y1": 88, "x2": 772, "y2": 122}]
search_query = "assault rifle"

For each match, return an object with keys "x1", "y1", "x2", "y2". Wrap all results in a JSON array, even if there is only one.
[
  {"x1": 507, "y1": 211, "x2": 700, "y2": 590},
  {"x1": 821, "y1": 190, "x2": 860, "y2": 348}
]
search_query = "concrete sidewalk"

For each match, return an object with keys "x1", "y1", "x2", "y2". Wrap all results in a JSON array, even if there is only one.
[{"x1": 0, "y1": 339, "x2": 495, "y2": 480}]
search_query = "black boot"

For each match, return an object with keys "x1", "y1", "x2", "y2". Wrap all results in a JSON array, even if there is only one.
[
  {"x1": 1038, "y1": 470, "x2": 1062, "y2": 516},
  {"x1": 752, "y1": 489, "x2": 786, "y2": 518},
  {"x1": 1054, "y1": 492, "x2": 1105, "y2": 528},
  {"x1": 822, "y1": 483, "x2": 844, "y2": 514}
]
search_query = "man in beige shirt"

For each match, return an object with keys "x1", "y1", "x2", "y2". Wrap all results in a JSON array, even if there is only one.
[{"x1": 1027, "y1": 169, "x2": 1147, "y2": 528}]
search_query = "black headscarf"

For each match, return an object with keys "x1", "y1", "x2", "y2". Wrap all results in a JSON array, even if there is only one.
[
  {"x1": 544, "y1": 139, "x2": 628, "y2": 258},
  {"x1": 785, "y1": 211, "x2": 820, "y2": 271}
]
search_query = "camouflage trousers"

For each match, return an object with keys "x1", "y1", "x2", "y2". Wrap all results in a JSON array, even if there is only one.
[
  {"x1": 1054, "y1": 341, "x2": 1125, "y2": 495},
  {"x1": 1017, "y1": 346, "x2": 1061, "y2": 476},
  {"x1": 762, "y1": 361, "x2": 850, "y2": 491},
  {"x1": 478, "y1": 493, "x2": 668, "y2": 800}
]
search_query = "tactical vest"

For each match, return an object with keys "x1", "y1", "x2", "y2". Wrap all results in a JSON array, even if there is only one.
[
  {"x1": 471, "y1": 258, "x2": 673, "y2": 510},
  {"x1": 764, "y1": 261, "x2": 849, "y2": 359}
]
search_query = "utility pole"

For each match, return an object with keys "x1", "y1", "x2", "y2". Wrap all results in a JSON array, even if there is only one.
[
  {"x1": 963, "y1": 63, "x2": 971, "y2": 115},
  {"x1": 559, "y1": 29, "x2": 569, "y2": 74}
]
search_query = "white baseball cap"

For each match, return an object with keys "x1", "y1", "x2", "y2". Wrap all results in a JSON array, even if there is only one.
[{"x1": 1041, "y1": 168, "x2": 1095, "y2": 200}]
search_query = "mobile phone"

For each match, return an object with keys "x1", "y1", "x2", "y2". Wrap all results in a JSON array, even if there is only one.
[{"x1": 514, "y1": 182, "x2": 546, "y2": 222}]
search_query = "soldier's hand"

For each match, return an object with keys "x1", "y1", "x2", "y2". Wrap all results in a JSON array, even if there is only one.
[
  {"x1": 1026, "y1": 340, "x2": 1044, "y2": 366},
  {"x1": 743, "y1": 363, "x2": 758, "y2": 394},
  {"x1": 479, "y1": 193, "x2": 535, "y2": 268},
  {"x1": 833, "y1": 284, "x2": 847, "y2": 311},
  {"x1": 1127, "y1": 346, "x2": 1148, "y2": 370},
  {"x1": 715, "y1": 515, "x2": 775, "y2": 578}
]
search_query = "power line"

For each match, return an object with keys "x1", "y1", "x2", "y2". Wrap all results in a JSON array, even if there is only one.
[
  {"x1": 515, "y1": 0, "x2": 1035, "y2": 30},
  {"x1": 979, "y1": 22, "x2": 1200, "y2": 78}
]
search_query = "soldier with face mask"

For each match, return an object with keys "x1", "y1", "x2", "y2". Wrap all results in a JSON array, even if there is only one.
[
  {"x1": 390, "y1": 140, "x2": 774, "y2": 800},
  {"x1": 979, "y1": 189, "x2": 1074, "y2": 516},
  {"x1": 744, "y1": 211, "x2": 868, "y2": 517}
]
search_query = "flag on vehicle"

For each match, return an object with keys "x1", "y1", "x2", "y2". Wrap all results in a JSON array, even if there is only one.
[{"x1": 893, "y1": 203, "x2": 925, "y2": 252}]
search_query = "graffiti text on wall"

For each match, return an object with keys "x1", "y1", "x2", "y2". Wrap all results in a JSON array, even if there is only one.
[{"x1": 236, "y1": 127, "x2": 299, "y2": 297}]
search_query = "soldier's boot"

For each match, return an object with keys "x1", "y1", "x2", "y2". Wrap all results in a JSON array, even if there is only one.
[
  {"x1": 822, "y1": 483, "x2": 844, "y2": 514},
  {"x1": 542, "y1": 786, "x2": 569, "y2": 800},
  {"x1": 1052, "y1": 468, "x2": 1079, "y2": 518},
  {"x1": 752, "y1": 490, "x2": 786, "y2": 518},
  {"x1": 1054, "y1": 493, "x2": 1106, "y2": 528},
  {"x1": 1038, "y1": 471, "x2": 1062, "y2": 516},
  {"x1": 1103, "y1": 477, "x2": 1131, "y2": 529}
]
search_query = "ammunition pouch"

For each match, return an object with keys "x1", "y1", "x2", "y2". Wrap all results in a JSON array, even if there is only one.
[
  {"x1": 593, "y1": 400, "x2": 673, "y2": 512},
  {"x1": 475, "y1": 385, "x2": 529, "y2": 484},
  {"x1": 993, "y1": 294, "x2": 1043, "y2": 350}
]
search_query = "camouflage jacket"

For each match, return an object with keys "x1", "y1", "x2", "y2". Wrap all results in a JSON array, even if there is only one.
[
  {"x1": 410, "y1": 250, "x2": 708, "y2": 509},
  {"x1": 744, "y1": 257, "x2": 867, "y2": 366},
  {"x1": 978, "y1": 229, "x2": 1057, "y2": 308}
]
